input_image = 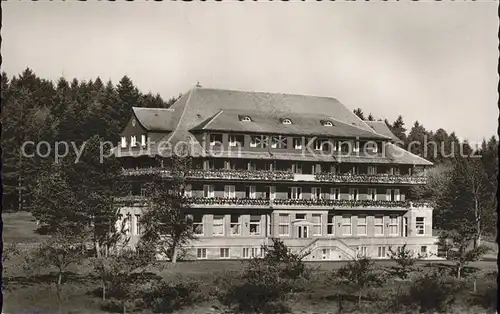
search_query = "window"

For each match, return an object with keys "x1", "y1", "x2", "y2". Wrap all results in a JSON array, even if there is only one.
[
  {"x1": 224, "y1": 185, "x2": 235, "y2": 198},
  {"x1": 367, "y1": 166, "x2": 377, "y2": 175},
  {"x1": 365, "y1": 142, "x2": 378, "y2": 153},
  {"x1": 251, "y1": 247, "x2": 262, "y2": 258},
  {"x1": 192, "y1": 214, "x2": 204, "y2": 235},
  {"x1": 209, "y1": 134, "x2": 223, "y2": 146},
  {"x1": 312, "y1": 214, "x2": 322, "y2": 236},
  {"x1": 249, "y1": 215, "x2": 261, "y2": 235},
  {"x1": 353, "y1": 141, "x2": 360, "y2": 152},
  {"x1": 330, "y1": 188, "x2": 340, "y2": 200},
  {"x1": 242, "y1": 248, "x2": 250, "y2": 258},
  {"x1": 349, "y1": 188, "x2": 359, "y2": 201},
  {"x1": 295, "y1": 213, "x2": 306, "y2": 221},
  {"x1": 358, "y1": 246, "x2": 367, "y2": 257},
  {"x1": 230, "y1": 215, "x2": 241, "y2": 235},
  {"x1": 246, "y1": 186, "x2": 256, "y2": 199},
  {"x1": 327, "y1": 214, "x2": 335, "y2": 235},
  {"x1": 135, "y1": 215, "x2": 141, "y2": 235},
  {"x1": 184, "y1": 184, "x2": 192, "y2": 198},
  {"x1": 278, "y1": 214, "x2": 290, "y2": 236},
  {"x1": 213, "y1": 215, "x2": 225, "y2": 236},
  {"x1": 389, "y1": 216, "x2": 399, "y2": 235},
  {"x1": 394, "y1": 167, "x2": 401, "y2": 175},
  {"x1": 130, "y1": 136, "x2": 137, "y2": 147},
  {"x1": 293, "y1": 137, "x2": 303, "y2": 150},
  {"x1": 240, "y1": 116, "x2": 252, "y2": 122},
  {"x1": 290, "y1": 187, "x2": 302, "y2": 200},
  {"x1": 271, "y1": 135, "x2": 288, "y2": 149},
  {"x1": 311, "y1": 187, "x2": 322, "y2": 200},
  {"x1": 140, "y1": 184, "x2": 147, "y2": 197},
  {"x1": 125, "y1": 214, "x2": 131, "y2": 235},
  {"x1": 377, "y1": 246, "x2": 386, "y2": 258},
  {"x1": 219, "y1": 248, "x2": 230, "y2": 259},
  {"x1": 312, "y1": 163, "x2": 322, "y2": 174},
  {"x1": 386, "y1": 189, "x2": 400, "y2": 201},
  {"x1": 250, "y1": 135, "x2": 269, "y2": 148},
  {"x1": 420, "y1": 246, "x2": 427, "y2": 256},
  {"x1": 357, "y1": 215, "x2": 367, "y2": 236},
  {"x1": 229, "y1": 134, "x2": 244, "y2": 147},
  {"x1": 292, "y1": 163, "x2": 302, "y2": 174},
  {"x1": 350, "y1": 165, "x2": 358, "y2": 174},
  {"x1": 313, "y1": 138, "x2": 327, "y2": 150},
  {"x1": 341, "y1": 215, "x2": 352, "y2": 236},
  {"x1": 121, "y1": 137, "x2": 127, "y2": 148},
  {"x1": 203, "y1": 185, "x2": 214, "y2": 198},
  {"x1": 141, "y1": 135, "x2": 147, "y2": 147},
  {"x1": 403, "y1": 217, "x2": 408, "y2": 237},
  {"x1": 281, "y1": 118, "x2": 292, "y2": 125},
  {"x1": 374, "y1": 216, "x2": 384, "y2": 236},
  {"x1": 367, "y1": 188, "x2": 376, "y2": 201},
  {"x1": 321, "y1": 120, "x2": 333, "y2": 127},
  {"x1": 196, "y1": 248, "x2": 207, "y2": 259},
  {"x1": 416, "y1": 217, "x2": 425, "y2": 235},
  {"x1": 269, "y1": 186, "x2": 276, "y2": 200}
]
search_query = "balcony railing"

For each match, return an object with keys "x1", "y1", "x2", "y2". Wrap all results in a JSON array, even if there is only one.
[
  {"x1": 117, "y1": 195, "x2": 433, "y2": 209},
  {"x1": 314, "y1": 173, "x2": 427, "y2": 184},
  {"x1": 122, "y1": 168, "x2": 294, "y2": 181},
  {"x1": 122, "y1": 168, "x2": 426, "y2": 184}
]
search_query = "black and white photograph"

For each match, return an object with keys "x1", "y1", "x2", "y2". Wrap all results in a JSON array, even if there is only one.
[{"x1": 1, "y1": 1, "x2": 498, "y2": 314}]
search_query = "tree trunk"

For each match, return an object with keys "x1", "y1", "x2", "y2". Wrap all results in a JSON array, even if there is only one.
[
  {"x1": 358, "y1": 288, "x2": 363, "y2": 307},
  {"x1": 171, "y1": 242, "x2": 178, "y2": 264},
  {"x1": 57, "y1": 271, "x2": 63, "y2": 314},
  {"x1": 457, "y1": 265, "x2": 462, "y2": 279},
  {"x1": 474, "y1": 194, "x2": 481, "y2": 249},
  {"x1": 95, "y1": 241, "x2": 102, "y2": 258},
  {"x1": 102, "y1": 279, "x2": 106, "y2": 300}
]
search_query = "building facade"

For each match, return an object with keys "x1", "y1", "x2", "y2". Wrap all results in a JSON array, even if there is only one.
[{"x1": 113, "y1": 87, "x2": 437, "y2": 261}]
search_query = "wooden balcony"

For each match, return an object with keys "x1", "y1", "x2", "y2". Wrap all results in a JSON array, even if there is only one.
[
  {"x1": 314, "y1": 173, "x2": 427, "y2": 185},
  {"x1": 122, "y1": 168, "x2": 427, "y2": 185},
  {"x1": 116, "y1": 195, "x2": 433, "y2": 210}
]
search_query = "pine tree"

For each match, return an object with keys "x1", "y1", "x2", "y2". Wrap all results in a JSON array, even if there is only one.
[
  {"x1": 353, "y1": 108, "x2": 365, "y2": 120},
  {"x1": 390, "y1": 115, "x2": 407, "y2": 144},
  {"x1": 367, "y1": 113, "x2": 374, "y2": 121}
]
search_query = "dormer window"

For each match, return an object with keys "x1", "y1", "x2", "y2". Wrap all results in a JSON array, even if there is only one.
[
  {"x1": 131, "y1": 136, "x2": 137, "y2": 147},
  {"x1": 321, "y1": 120, "x2": 334, "y2": 127},
  {"x1": 141, "y1": 135, "x2": 147, "y2": 147},
  {"x1": 121, "y1": 137, "x2": 127, "y2": 148},
  {"x1": 281, "y1": 118, "x2": 292, "y2": 125},
  {"x1": 240, "y1": 116, "x2": 252, "y2": 122}
]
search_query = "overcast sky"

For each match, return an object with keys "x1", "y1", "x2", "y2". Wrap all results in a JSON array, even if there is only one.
[{"x1": 3, "y1": 2, "x2": 498, "y2": 144}]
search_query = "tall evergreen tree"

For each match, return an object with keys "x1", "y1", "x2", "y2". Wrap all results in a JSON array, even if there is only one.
[
  {"x1": 353, "y1": 108, "x2": 365, "y2": 120},
  {"x1": 390, "y1": 115, "x2": 407, "y2": 144}
]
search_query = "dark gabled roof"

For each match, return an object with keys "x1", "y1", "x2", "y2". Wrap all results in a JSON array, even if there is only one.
[
  {"x1": 384, "y1": 143, "x2": 433, "y2": 166},
  {"x1": 170, "y1": 88, "x2": 377, "y2": 133},
  {"x1": 366, "y1": 121, "x2": 400, "y2": 142},
  {"x1": 131, "y1": 92, "x2": 190, "y2": 131},
  {"x1": 132, "y1": 107, "x2": 176, "y2": 131},
  {"x1": 191, "y1": 109, "x2": 390, "y2": 139}
]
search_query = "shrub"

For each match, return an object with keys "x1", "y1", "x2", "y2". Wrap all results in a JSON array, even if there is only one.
[
  {"x1": 332, "y1": 256, "x2": 385, "y2": 307},
  {"x1": 403, "y1": 268, "x2": 465, "y2": 313},
  {"x1": 215, "y1": 239, "x2": 311, "y2": 313},
  {"x1": 142, "y1": 280, "x2": 201, "y2": 313}
]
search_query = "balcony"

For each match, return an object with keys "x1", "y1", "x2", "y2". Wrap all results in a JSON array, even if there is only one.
[
  {"x1": 122, "y1": 168, "x2": 426, "y2": 185},
  {"x1": 116, "y1": 195, "x2": 433, "y2": 210},
  {"x1": 314, "y1": 173, "x2": 427, "y2": 185},
  {"x1": 122, "y1": 168, "x2": 294, "y2": 181}
]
